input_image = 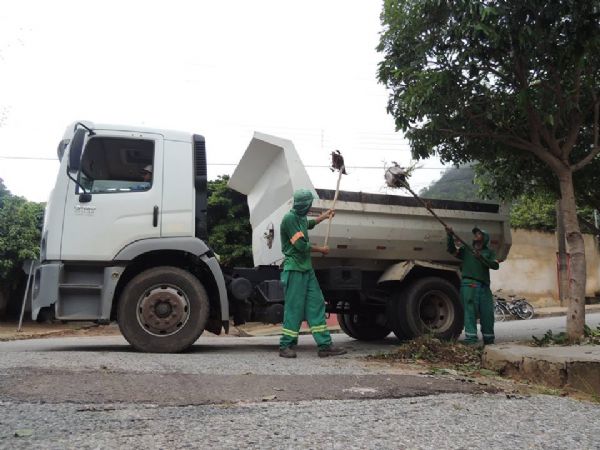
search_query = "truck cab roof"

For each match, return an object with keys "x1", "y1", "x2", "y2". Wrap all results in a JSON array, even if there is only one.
[{"x1": 62, "y1": 121, "x2": 194, "y2": 144}]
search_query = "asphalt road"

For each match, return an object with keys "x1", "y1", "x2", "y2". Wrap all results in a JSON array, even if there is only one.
[{"x1": 0, "y1": 315, "x2": 599, "y2": 449}]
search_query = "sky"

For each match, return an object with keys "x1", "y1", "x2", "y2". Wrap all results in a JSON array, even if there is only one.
[{"x1": 0, "y1": 0, "x2": 446, "y2": 203}]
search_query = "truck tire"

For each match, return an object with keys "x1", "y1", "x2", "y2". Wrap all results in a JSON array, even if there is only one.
[
  {"x1": 386, "y1": 295, "x2": 413, "y2": 341},
  {"x1": 117, "y1": 266, "x2": 210, "y2": 353},
  {"x1": 389, "y1": 277, "x2": 463, "y2": 341},
  {"x1": 336, "y1": 313, "x2": 391, "y2": 341}
]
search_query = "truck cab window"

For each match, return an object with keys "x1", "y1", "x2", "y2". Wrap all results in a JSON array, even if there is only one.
[{"x1": 77, "y1": 137, "x2": 155, "y2": 194}]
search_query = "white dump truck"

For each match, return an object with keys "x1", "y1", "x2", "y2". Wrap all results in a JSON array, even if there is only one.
[
  {"x1": 32, "y1": 121, "x2": 510, "y2": 353},
  {"x1": 228, "y1": 132, "x2": 511, "y2": 341}
]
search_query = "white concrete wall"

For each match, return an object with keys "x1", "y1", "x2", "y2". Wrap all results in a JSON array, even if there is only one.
[{"x1": 491, "y1": 229, "x2": 600, "y2": 307}]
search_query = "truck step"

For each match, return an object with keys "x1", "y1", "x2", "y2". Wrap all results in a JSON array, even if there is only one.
[{"x1": 58, "y1": 284, "x2": 103, "y2": 292}]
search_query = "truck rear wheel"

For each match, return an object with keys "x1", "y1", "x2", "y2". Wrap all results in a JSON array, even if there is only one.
[
  {"x1": 117, "y1": 266, "x2": 210, "y2": 353},
  {"x1": 389, "y1": 277, "x2": 463, "y2": 341},
  {"x1": 337, "y1": 313, "x2": 391, "y2": 340}
]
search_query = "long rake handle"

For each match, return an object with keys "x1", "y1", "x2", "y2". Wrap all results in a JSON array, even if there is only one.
[
  {"x1": 399, "y1": 180, "x2": 492, "y2": 267},
  {"x1": 323, "y1": 166, "x2": 344, "y2": 248}
]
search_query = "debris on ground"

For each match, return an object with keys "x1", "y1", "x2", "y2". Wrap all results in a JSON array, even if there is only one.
[{"x1": 368, "y1": 335, "x2": 483, "y2": 373}]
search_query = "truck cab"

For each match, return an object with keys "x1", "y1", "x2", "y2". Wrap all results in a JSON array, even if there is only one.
[{"x1": 33, "y1": 121, "x2": 228, "y2": 352}]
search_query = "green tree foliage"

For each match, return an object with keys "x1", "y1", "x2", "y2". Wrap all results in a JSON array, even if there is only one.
[
  {"x1": 0, "y1": 178, "x2": 45, "y2": 315},
  {"x1": 509, "y1": 194, "x2": 557, "y2": 232},
  {"x1": 419, "y1": 165, "x2": 486, "y2": 201},
  {"x1": 0, "y1": 179, "x2": 9, "y2": 206},
  {"x1": 378, "y1": 1, "x2": 600, "y2": 174},
  {"x1": 474, "y1": 151, "x2": 600, "y2": 214},
  {"x1": 207, "y1": 175, "x2": 252, "y2": 268},
  {"x1": 508, "y1": 194, "x2": 597, "y2": 233},
  {"x1": 419, "y1": 166, "x2": 556, "y2": 229},
  {"x1": 378, "y1": 0, "x2": 600, "y2": 339}
]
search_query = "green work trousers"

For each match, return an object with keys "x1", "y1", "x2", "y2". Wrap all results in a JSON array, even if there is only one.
[
  {"x1": 280, "y1": 269, "x2": 332, "y2": 349},
  {"x1": 461, "y1": 279, "x2": 495, "y2": 345}
]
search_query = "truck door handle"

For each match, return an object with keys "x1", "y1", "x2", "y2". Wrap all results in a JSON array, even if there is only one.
[{"x1": 153, "y1": 206, "x2": 159, "y2": 227}]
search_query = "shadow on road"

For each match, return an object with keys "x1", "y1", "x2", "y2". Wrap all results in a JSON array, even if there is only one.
[{"x1": 31, "y1": 336, "x2": 401, "y2": 354}]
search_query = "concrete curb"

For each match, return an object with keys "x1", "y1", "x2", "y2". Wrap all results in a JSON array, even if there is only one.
[
  {"x1": 533, "y1": 304, "x2": 600, "y2": 320},
  {"x1": 482, "y1": 344, "x2": 600, "y2": 396}
]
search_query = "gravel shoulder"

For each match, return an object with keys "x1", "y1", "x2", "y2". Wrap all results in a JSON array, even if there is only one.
[
  {"x1": 1, "y1": 394, "x2": 599, "y2": 450},
  {"x1": 1, "y1": 334, "x2": 598, "y2": 449}
]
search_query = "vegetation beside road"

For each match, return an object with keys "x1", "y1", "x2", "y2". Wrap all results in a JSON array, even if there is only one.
[
  {"x1": 207, "y1": 175, "x2": 252, "y2": 268},
  {"x1": 0, "y1": 178, "x2": 44, "y2": 317},
  {"x1": 532, "y1": 325, "x2": 600, "y2": 347}
]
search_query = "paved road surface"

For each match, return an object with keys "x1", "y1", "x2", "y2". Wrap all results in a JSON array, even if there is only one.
[{"x1": 0, "y1": 315, "x2": 599, "y2": 449}]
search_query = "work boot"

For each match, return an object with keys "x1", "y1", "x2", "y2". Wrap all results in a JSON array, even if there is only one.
[
  {"x1": 317, "y1": 345, "x2": 347, "y2": 357},
  {"x1": 279, "y1": 347, "x2": 297, "y2": 358}
]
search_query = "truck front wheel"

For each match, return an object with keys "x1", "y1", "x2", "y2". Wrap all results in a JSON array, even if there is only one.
[
  {"x1": 117, "y1": 266, "x2": 210, "y2": 353},
  {"x1": 389, "y1": 277, "x2": 463, "y2": 341},
  {"x1": 337, "y1": 313, "x2": 391, "y2": 341}
]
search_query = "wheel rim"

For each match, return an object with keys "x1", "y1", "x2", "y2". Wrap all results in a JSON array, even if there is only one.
[
  {"x1": 517, "y1": 303, "x2": 534, "y2": 319},
  {"x1": 136, "y1": 284, "x2": 191, "y2": 337},
  {"x1": 417, "y1": 290, "x2": 455, "y2": 333}
]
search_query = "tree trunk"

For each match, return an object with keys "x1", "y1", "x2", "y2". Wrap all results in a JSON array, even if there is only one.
[
  {"x1": 556, "y1": 200, "x2": 569, "y2": 306},
  {"x1": 0, "y1": 286, "x2": 8, "y2": 319},
  {"x1": 558, "y1": 170, "x2": 586, "y2": 340}
]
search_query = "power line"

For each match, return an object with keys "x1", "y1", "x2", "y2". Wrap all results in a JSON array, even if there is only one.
[
  {"x1": 0, "y1": 156, "x2": 56, "y2": 161},
  {"x1": 210, "y1": 163, "x2": 449, "y2": 170},
  {"x1": 0, "y1": 156, "x2": 450, "y2": 171}
]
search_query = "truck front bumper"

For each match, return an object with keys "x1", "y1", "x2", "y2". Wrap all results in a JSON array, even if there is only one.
[{"x1": 31, "y1": 262, "x2": 61, "y2": 320}]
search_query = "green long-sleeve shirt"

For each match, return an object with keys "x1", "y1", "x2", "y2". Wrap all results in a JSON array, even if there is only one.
[
  {"x1": 447, "y1": 232, "x2": 499, "y2": 284},
  {"x1": 280, "y1": 210, "x2": 317, "y2": 271}
]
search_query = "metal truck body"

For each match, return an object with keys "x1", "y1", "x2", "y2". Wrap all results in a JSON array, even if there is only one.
[
  {"x1": 229, "y1": 132, "x2": 512, "y2": 341},
  {"x1": 33, "y1": 121, "x2": 229, "y2": 352}
]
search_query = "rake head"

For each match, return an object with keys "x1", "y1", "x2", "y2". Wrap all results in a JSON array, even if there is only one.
[
  {"x1": 384, "y1": 162, "x2": 411, "y2": 188},
  {"x1": 330, "y1": 150, "x2": 347, "y2": 174}
]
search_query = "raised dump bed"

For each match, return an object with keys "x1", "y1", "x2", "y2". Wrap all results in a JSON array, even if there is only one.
[{"x1": 230, "y1": 132, "x2": 510, "y2": 269}]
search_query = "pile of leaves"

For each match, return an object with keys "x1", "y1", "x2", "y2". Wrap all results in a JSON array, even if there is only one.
[
  {"x1": 370, "y1": 335, "x2": 482, "y2": 370},
  {"x1": 532, "y1": 325, "x2": 600, "y2": 347}
]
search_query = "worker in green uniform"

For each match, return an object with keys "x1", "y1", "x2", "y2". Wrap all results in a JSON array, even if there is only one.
[
  {"x1": 279, "y1": 189, "x2": 347, "y2": 358},
  {"x1": 446, "y1": 226, "x2": 500, "y2": 345}
]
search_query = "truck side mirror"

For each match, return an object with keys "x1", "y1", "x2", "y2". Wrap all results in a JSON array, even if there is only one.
[{"x1": 68, "y1": 129, "x2": 86, "y2": 173}]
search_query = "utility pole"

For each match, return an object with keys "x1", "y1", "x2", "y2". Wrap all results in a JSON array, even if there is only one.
[{"x1": 556, "y1": 199, "x2": 569, "y2": 306}]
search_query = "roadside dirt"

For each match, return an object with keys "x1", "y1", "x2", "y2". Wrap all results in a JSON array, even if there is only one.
[
  {"x1": 0, "y1": 321, "x2": 251, "y2": 341},
  {"x1": 364, "y1": 335, "x2": 599, "y2": 403},
  {"x1": 0, "y1": 322, "x2": 121, "y2": 342}
]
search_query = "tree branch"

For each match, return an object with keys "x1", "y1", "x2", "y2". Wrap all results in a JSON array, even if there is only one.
[
  {"x1": 437, "y1": 127, "x2": 566, "y2": 174},
  {"x1": 572, "y1": 95, "x2": 600, "y2": 172},
  {"x1": 571, "y1": 145, "x2": 600, "y2": 172},
  {"x1": 514, "y1": 56, "x2": 562, "y2": 159},
  {"x1": 562, "y1": 113, "x2": 583, "y2": 158}
]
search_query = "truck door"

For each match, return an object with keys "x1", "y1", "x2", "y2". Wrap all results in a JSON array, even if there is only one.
[{"x1": 60, "y1": 130, "x2": 164, "y2": 261}]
